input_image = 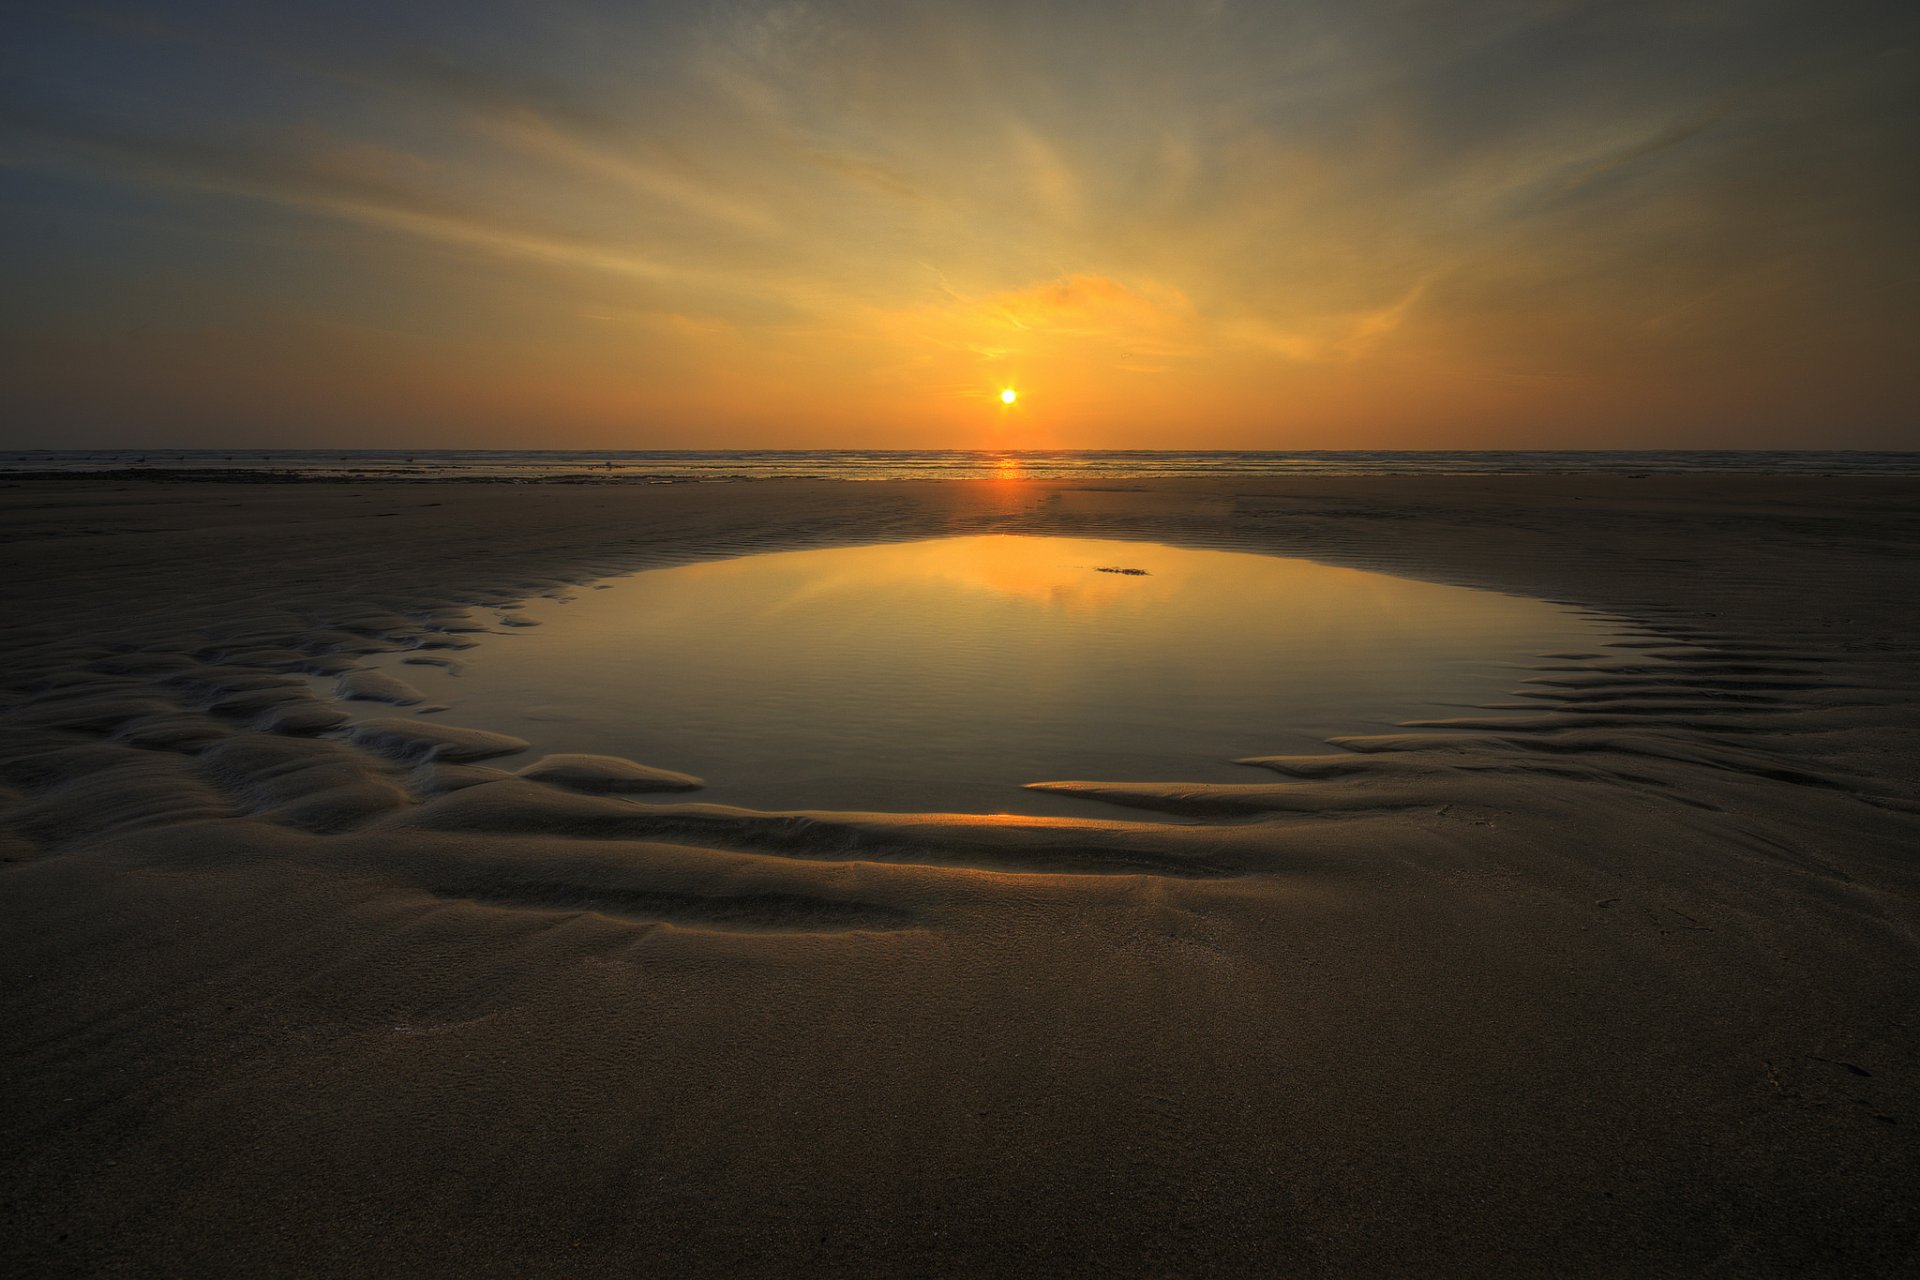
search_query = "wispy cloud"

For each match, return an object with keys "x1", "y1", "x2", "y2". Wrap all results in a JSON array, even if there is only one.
[{"x1": 0, "y1": 105, "x2": 698, "y2": 283}]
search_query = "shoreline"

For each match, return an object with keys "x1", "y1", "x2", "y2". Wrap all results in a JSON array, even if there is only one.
[{"x1": 4, "y1": 475, "x2": 1918, "y2": 1275}]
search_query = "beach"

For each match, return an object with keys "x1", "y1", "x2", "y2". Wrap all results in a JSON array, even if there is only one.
[{"x1": 3, "y1": 473, "x2": 1918, "y2": 1276}]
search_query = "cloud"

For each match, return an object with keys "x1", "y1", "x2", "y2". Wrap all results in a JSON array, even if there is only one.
[
  {"x1": 984, "y1": 274, "x2": 1194, "y2": 336},
  {"x1": 0, "y1": 103, "x2": 708, "y2": 281},
  {"x1": 1006, "y1": 124, "x2": 1082, "y2": 226},
  {"x1": 1548, "y1": 106, "x2": 1730, "y2": 198},
  {"x1": 1226, "y1": 284, "x2": 1426, "y2": 363},
  {"x1": 799, "y1": 147, "x2": 926, "y2": 202}
]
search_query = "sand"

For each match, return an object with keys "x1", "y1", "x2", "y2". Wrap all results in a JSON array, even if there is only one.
[{"x1": 2, "y1": 474, "x2": 1917, "y2": 1276}]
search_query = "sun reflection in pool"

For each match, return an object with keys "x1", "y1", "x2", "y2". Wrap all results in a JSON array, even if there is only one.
[{"x1": 355, "y1": 536, "x2": 1616, "y2": 816}]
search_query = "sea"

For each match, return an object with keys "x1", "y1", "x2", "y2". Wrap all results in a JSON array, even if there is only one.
[{"x1": 3, "y1": 449, "x2": 1916, "y2": 482}]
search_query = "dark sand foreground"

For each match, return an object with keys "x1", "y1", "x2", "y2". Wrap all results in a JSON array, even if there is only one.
[{"x1": 3, "y1": 475, "x2": 1918, "y2": 1277}]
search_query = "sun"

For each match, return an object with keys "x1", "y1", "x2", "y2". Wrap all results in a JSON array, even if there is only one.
[{"x1": 1000, "y1": 388, "x2": 1017, "y2": 405}]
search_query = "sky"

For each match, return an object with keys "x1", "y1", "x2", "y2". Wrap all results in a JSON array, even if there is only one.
[{"x1": 1, "y1": 1, "x2": 1915, "y2": 450}]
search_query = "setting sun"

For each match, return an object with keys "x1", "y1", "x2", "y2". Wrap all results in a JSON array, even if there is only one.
[{"x1": 1000, "y1": 389, "x2": 1017, "y2": 405}]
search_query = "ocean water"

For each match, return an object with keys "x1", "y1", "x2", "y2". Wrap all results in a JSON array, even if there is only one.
[
  {"x1": 4, "y1": 448, "x2": 1916, "y2": 481},
  {"x1": 336, "y1": 534, "x2": 1618, "y2": 816}
]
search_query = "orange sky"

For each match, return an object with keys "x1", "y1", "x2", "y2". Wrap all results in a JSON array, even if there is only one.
[{"x1": 2, "y1": 2, "x2": 1915, "y2": 448}]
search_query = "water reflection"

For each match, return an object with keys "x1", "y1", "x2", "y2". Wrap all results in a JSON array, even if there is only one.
[{"x1": 363, "y1": 536, "x2": 1614, "y2": 816}]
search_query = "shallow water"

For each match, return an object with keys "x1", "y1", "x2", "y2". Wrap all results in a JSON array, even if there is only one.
[{"x1": 351, "y1": 536, "x2": 1618, "y2": 816}]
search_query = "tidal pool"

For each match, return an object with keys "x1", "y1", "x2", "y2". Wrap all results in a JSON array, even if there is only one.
[{"x1": 352, "y1": 535, "x2": 1616, "y2": 816}]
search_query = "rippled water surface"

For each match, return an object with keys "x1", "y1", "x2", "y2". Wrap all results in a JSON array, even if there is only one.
[
  {"x1": 9, "y1": 447, "x2": 1915, "y2": 479},
  {"x1": 355, "y1": 536, "x2": 1619, "y2": 816}
]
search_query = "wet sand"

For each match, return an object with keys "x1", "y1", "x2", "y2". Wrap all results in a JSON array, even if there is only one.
[{"x1": 3, "y1": 474, "x2": 1918, "y2": 1276}]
